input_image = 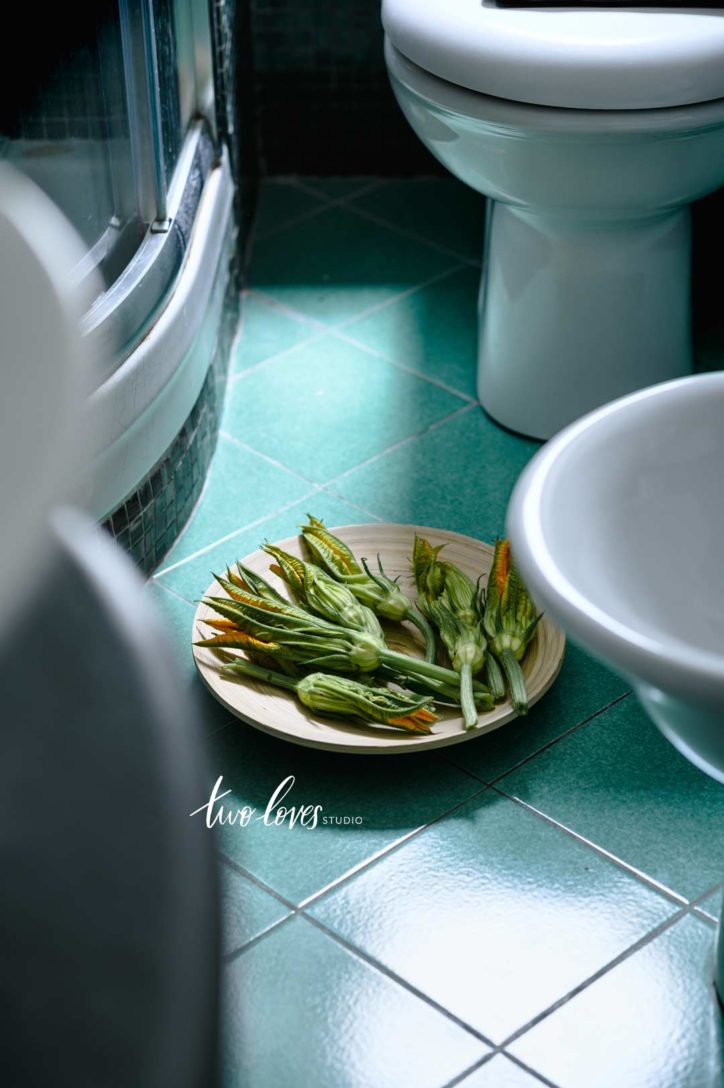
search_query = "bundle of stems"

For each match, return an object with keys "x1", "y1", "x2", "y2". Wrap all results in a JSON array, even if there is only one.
[
  {"x1": 220, "y1": 658, "x2": 437, "y2": 734},
  {"x1": 412, "y1": 535, "x2": 489, "y2": 728},
  {"x1": 483, "y1": 539, "x2": 542, "y2": 715},
  {"x1": 262, "y1": 543, "x2": 383, "y2": 639},
  {"x1": 196, "y1": 574, "x2": 493, "y2": 712}
]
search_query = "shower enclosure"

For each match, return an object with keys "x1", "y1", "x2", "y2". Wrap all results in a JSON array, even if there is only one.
[{"x1": 1, "y1": 0, "x2": 239, "y2": 569}]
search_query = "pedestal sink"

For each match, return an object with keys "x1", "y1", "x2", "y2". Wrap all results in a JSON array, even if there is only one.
[{"x1": 506, "y1": 372, "x2": 724, "y2": 1002}]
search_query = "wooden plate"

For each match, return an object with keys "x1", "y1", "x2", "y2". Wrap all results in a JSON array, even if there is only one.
[{"x1": 192, "y1": 523, "x2": 566, "y2": 754}]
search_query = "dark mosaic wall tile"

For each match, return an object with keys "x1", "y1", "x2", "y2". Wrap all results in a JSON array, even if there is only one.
[
  {"x1": 247, "y1": 0, "x2": 441, "y2": 175},
  {"x1": 103, "y1": 261, "x2": 241, "y2": 575}
]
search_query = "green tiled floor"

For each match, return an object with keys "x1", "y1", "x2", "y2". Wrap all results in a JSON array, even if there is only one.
[{"x1": 150, "y1": 178, "x2": 724, "y2": 1087}]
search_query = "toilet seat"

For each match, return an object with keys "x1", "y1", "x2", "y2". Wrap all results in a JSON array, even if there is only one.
[{"x1": 382, "y1": 0, "x2": 724, "y2": 110}]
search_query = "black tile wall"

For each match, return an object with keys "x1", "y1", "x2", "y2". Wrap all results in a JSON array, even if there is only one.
[{"x1": 247, "y1": 0, "x2": 442, "y2": 174}]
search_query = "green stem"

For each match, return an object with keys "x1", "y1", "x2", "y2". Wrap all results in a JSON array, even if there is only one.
[
  {"x1": 498, "y1": 648, "x2": 529, "y2": 715},
  {"x1": 484, "y1": 654, "x2": 506, "y2": 702},
  {"x1": 405, "y1": 605, "x2": 437, "y2": 664},
  {"x1": 459, "y1": 662, "x2": 478, "y2": 729},
  {"x1": 380, "y1": 647, "x2": 468, "y2": 687},
  {"x1": 381, "y1": 667, "x2": 493, "y2": 709},
  {"x1": 221, "y1": 658, "x2": 299, "y2": 693}
]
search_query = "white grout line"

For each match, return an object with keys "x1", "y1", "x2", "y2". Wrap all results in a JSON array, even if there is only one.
[
  {"x1": 153, "y1": 488, "x2": 321, "y2": 578},
  {"x1": 293, "y1": 177, "x2": 385, "y2": 204},
  {"x1": 342, "y1": 198, "x2": 482, "y2": 268},
  {"x1": 299, "y1": 911, "x2": 496, "y2": 1048},
  {"x1": 254, "y1": 200, "x2": 331, "y2": 242},
  {"x1": 150, "y1": 577, "x2": 194, "y2": 607},
  {"x1": 252, "y1": 175, "x2": 386, "y2": 243},
  {"x1": 219, "y1": 431, "x2": 320, "y2": 489},
  {"x1": 334, "y1": 262, "x2": 467, "y2": 330},
  {"x1": 321, "y1": 401, "x2": 477, "y2": 489},
  {"x1": 316, "y1": 487, "x2": 384, "y2": 523},
  {"x1": 244, "y1": 287, "x2": 330, "y2": 330},
  {"x1": 493, "y1": 785, "x2": 690, "y2": 909},
  {"x1": 329, "y1": 325, "x2": 477, "y2": 405},
  {"x1": 499, "y1": 905, "x2": 692, "y2": 1052},
  {"x1": 229, "y1": 328, "x2": 328, "y2": 384}
]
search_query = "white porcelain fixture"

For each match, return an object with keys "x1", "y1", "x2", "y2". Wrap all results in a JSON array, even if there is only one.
[
  {"x1": 506, "y1": 372, "x2": 724, "y2": 1000},
  {"x1": 383, "y1": 2, "x2": 724, "y2": 439}
]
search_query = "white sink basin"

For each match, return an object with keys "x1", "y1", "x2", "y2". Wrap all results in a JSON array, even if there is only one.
[{"x1": 507, "y1": 372, "x2": 724, "y2": 784}]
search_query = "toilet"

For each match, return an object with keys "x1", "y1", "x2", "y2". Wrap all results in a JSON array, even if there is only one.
[{"x1": 382, "y1": 1, "x2": 724, "y2": 439}]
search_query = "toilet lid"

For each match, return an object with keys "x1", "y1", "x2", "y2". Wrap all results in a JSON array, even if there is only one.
[{"x1": 382, "y1": 0, "x2": 724, "y2": 109}]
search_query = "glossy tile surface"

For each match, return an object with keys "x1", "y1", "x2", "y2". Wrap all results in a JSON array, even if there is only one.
[
  {"x1": 220, "y1": 862, "x2": 290, "y2": 955},
  {"x1": 224, "y1": 334, "x2": 465, "y2": 483},
  {"x1": 222, "y1": 915, "x2": 488, "y2": 1088},
  {"x1": 249, "y1": 203, "x2": 451, "y2": 325},
  {"x1": 310, "y1": 788, "x2": 676, "y2": 1041},
  {"x1": 349, "y1": 178, "x2": 486, "y2": 261},
  {"x1": 231, "y1": 293, "x2": 318, "y2": 375},
  {"x1": 697, "y1": 886, "x2": 724, "y2": 924},
  {"x1": 205, "y1": 720, "x2": 484, "y2": 903},
  {"x1": 253, "y1": 180, "x2": 323, "y2": 238},
  {"x1": 344, "y1": 265, "x2": 480, "y2": 399},
  {"x1": 330, "y1": 407, "x2": 539, "y2": 541},
  {"x1": 158, "y1": 435, "x2": 310, "y2": 568},
  {"x1": 457, "y1": 1055, "x2": 550, "y2": 1088},
  {"x1": 500, "y1": 697, "x2": 724, "y2": 901},
  {"x1": 447, "y1": 646, "x2": 629, "y2": 785},
  {"x1": 148, "y1": 178, "x2": 724, "y2": 1088},
  {"x1": 511, "y1": 914, "x2": 724, "y2": 1088}
]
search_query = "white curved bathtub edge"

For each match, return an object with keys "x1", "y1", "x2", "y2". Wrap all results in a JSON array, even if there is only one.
[{"x1": 83, "y1": 149, "x2": 234, "y2": 521}]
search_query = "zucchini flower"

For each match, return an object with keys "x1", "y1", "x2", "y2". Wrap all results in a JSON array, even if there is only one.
[
  {"x1": 219, "y1": 659, "x2": 437, "y2": 734},
  {"x1": 483, "y1": 539, "x2": 542, "y2": 715},
  {"x1": 263, "y1": 542, "x2": 383, "y2": 640},
  {"x1": 300, "y1": 517, "x2": 437, "y2": 663},
  {"x1": 412, "y1": 535, "x2": 487, "y2": 728},
  {"x1": 196, "y1": 582, "x2": 493, "y2": 709}
]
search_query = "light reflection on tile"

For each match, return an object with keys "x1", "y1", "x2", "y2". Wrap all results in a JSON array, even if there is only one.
[
  {"x1": 310, "y1": 789, "x2": 676, "y2": 1042},
  {"x1": 511, "y1": 914, "x2": 724, "y2": 1088},
  {"x1": 222, "y1": 915, "x2": 488, "y2": 1088}
]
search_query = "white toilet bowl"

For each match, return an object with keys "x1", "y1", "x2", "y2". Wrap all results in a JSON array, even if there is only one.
[{"x1": 383, "y1": 2, "x2": 724, "y2": 439}]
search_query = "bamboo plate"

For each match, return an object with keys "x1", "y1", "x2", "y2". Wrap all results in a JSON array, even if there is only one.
[{"x1": 192, "y1": 523, "x2": 566, "y2": 754}]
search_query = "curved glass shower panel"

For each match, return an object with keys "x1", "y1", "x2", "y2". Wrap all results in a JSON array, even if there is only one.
[{"x1": 0, "y1": 10, "x2": 142, "y2": 295}]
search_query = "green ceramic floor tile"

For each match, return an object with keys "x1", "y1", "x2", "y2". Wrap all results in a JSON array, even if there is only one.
[
  {"x1": 309, "y1": 788, "x2": 675, "y2": 1043},
  {"x1": 157, "y1": 435, "x2": 311, "y2": 569},
  {"x1": 202, "y1": 721, "x2": 484, "y2": 904},
  {"x1": 223, "y1": 335, "x2": 465, "y2": 483},
  {"x1": 145, "y1": 582, "x2": 234, "y2": 734},
  {"x1": 219, "y1": 861, "x2": 289, "y2": 955},
  {"x1": 300, "y1": 177, "x2": 379, "y2": 201},
  {"x1": 222, "y1": 915, "x2": 488, "y2": 1088},
  {"x1": 232, "y1": 293, "x2": 318, "y2": 375},
  {"x1": 350, "y1": 179, "x2": 486, "y2": 261},
  {"x1": 499, "y1": 698, "x2": 724, "y2": 901},
  {"x1": 697, "y1": 887, "x2": 723, "y2": 924},
  {"x1": 447, "y1": 646, "x2": 629, "y2": 784},
  {"x1": 343, "y1": 265, "x2": 480, "y2": 399},
  {"x1": 510, "y1": 914, "x2": 723, "y2": 1088},
  {"x1": 156, "y1": 492, "x2": 376, "y2": 604},
  {"x1": 458, "y1": 1055, "x2": 549, "y2": 1088},
  {"x1": 248, "y1": 204, "x2": 453, "y2": 326},
  {"x1": 331, "y1": 407, "x2": 539, "y2": 543},
  {"x1": 253, "y1": 180, "x2": 324, "y2": 238}
]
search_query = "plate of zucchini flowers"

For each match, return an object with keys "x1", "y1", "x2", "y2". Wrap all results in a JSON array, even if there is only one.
[{"x1": 191, "y1": 519, "x2": 566, "y2": 753}]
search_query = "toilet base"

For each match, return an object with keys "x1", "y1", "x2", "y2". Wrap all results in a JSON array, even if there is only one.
[{"x1": 477, "y1": 202, "x2": 692, "y2": 439}]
